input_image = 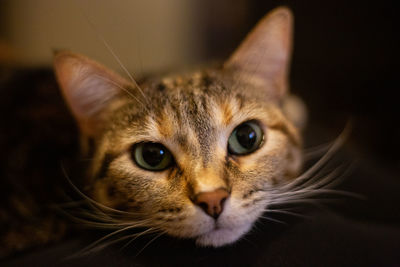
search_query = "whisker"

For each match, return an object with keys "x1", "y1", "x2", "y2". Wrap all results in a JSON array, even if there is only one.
[
  {"x1": 283, "y1": 124, "x2": 352, "y2": 190},
  {"x1": 263, "y1": 209, "x2": 309, "y2": 218},
  {"x1": 120, "y1": 227, "x2": 160, "y2": 251},
  {"x1": 70, "y1": 210, "x2": 146, "y2": 226},
  {"x1": 309, "y1": 162, "x2": 357, "y2": 191},
  {"x1": 284, "y1": 163, "x2": 349, "y2": 192},
  {"x1": 259, "y1": 215, "x2": 287, "y2": 225},
  {"x1": 134, "y1": 231, "x2": 166, "y2": 257},
  {"x1": 67, "y1": 228, "x2": 158, "y2": 259},
  {"x1": 78, "y1": 9, "x2": 148, "y2": 101},
  {"x1": 268, "y1": 198, "x2": 328, "y2": 209},
  {"x1": 303, "y1": 142, "x2": 331, "y2": 161},
  {"x1": 96, "y1": 227, "x2": 158, "y2": 253},
  {"x1": 61, "y1": 164, "x2": 140, "y2": 217},
  {"x1": 55, "y1": 203, "x2": 150, "y2": 230},
  {"x1": 53, "y1": 206, "x2": 112, "y2": 228},
  {"x1": 78, "y1": 224, "x2": 151, "y2": 254},
  {"x1": 273, "y1": 188, "x2": 363, "y2": 201},
  {"x1": 94, "y1": 74, "x2": 145, "y2": 107}
]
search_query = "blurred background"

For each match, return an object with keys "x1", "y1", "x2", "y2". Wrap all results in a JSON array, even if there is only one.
[{"x1": 0, "y1": 0, "x2": 399, "y2": 221}]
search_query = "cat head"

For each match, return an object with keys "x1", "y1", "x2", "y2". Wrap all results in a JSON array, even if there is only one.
[{"x1": 54, "y1": 7, "x2": 304, "y2": 247}]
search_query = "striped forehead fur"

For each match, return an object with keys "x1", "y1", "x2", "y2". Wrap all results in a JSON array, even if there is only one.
[{"x1": 88, "y1": 70, "x2": 301, "y2": 180}]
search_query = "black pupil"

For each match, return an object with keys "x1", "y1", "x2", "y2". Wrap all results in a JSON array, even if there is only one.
[
  {"x1": 142, "y1": 143, "x2": 165, "y2": 166},
  {"x1": 236, "y1": 124, "x2": 257, "y2": 149}
]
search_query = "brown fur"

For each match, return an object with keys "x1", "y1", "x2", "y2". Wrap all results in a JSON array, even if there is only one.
[{"x1": 53, "y1": 7, "x2": 305, "y2": 247}]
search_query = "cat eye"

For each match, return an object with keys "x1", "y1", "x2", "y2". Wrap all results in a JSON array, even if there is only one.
[
  {"x1": 131, "y1": 142, "x2": 173, "y2": 171},
  {"x1": 228, "y1": 121, "x2": 264, "y2": 155}
]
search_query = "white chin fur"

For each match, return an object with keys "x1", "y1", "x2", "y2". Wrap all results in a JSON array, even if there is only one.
[{"x1": 195, "y1": 223, "x2": 252, "y2": 247}]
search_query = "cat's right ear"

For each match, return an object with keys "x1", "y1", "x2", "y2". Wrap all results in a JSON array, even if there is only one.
[{"x1": 54, "y1": 51, "x2": 130, "y2": 136}]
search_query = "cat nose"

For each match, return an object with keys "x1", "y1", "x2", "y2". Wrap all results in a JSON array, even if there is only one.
[{"x1": 194, "y1": 188, "x2": 229, "y2": 219}]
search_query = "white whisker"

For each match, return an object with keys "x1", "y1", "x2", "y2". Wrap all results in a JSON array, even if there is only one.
[
  {"x1": 94, "y1": 74, "x2": 145, "y2": 107},
  {"x1": 259, "y1": 215, "x2": 287, "y2": 225},
  {"x1": 61, "y1": 165, "x2": 140, "y2": 217},
  {"x1": 120, "y1": 228, "x2": 162, "y2": 251},
  {"x1": 303, "y1": 142, "x2": 331, "y2": 161},
  {"x1": 134, "y1": 231, "x2": 166, "y2": 257},
  {"x1": 69, "y1": 228, "x2": 159, "y2": 259},
  {"x1": 278, "y1": 163, "x2": 348, "y2": 194},
  {"x1": 78, "y1": 224, "x2": 151, "y2": 254},
  {"x1": 282, "y1": 124, "x2": 352, "y2": 190},
  {"x1": 263, "y1": 209, "x2": 309, "y2": 218},
  {"x1": 78, "y1": 10, "x2": 147, "y2": 101},
  {"x1": 268, "y1": 198, "x2": 327, "y2": 209}
]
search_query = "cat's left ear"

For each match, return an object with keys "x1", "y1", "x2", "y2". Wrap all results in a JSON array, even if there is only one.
[
  {"x1": 54, "y1": 51, "x2": 131, "y2": 136},
  {"x1": 224, "y1": 7, "x2": 293, "y2": 100}
]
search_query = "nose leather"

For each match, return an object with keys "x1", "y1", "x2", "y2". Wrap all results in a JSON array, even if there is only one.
[{"x1": 194, "y1": 188, "x2": 229, "y2": 219}]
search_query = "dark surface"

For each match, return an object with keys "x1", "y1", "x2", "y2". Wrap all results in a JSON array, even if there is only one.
[{"x1": 3, "y1": 184, "x2": 400, "y2": 267}]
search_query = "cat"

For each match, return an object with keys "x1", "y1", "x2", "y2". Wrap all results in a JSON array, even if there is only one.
[
  {"x1": 1, "y1": 6, "x2": 314, "y2": 257},
  {"x1": 53, "y1": 6, "x2": 306, "y2": 248}
]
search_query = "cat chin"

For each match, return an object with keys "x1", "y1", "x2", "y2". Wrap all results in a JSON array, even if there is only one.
[{"x1": 194, "y1": 223, "x2": 252, "y2": 247}]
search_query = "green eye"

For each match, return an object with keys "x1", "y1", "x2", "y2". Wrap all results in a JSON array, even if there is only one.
[
  {"x1": 228, "y1": 121, "x2": 264, "y2": 155},
  {"x1": 132, "y1": 142, "x2": 173, "y2": 171}
]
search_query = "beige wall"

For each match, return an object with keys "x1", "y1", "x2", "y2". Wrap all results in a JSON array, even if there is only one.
[{"x1": 2, "y1": 0, "x2": 200, "y2": 78}]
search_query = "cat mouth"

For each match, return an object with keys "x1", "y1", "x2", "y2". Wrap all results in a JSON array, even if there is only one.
[
  {"x1": 193, "y1": 221, "x2": 227, "y2": 239},
  {"x1": 213, "y1": 221, "x2": 222, "y2": 230}
]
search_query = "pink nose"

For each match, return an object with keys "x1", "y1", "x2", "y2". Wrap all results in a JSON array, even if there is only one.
[{"x1": 194, "y1": 188, "x2": 229, "y2": 219}]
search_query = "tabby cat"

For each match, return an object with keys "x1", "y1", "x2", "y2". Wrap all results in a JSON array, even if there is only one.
[
  {"x1": 54, "y1": 6, "x2": 305, "y2": 248},
  {"x1": 2, "y1": 7, "x2": 309, "y2": 255}
]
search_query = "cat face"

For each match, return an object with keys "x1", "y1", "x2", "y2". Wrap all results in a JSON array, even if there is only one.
[{"x1": 54, "y1": 7, "x2": 303, "y2": 247}]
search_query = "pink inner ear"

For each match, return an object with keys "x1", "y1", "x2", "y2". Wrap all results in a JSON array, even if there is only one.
[
  {"x1": 224, "y1": 7, "x2": 293, "y2": 99},
  {"x1": 54, "y1": 52, "x2": 130, "y2": 136}
]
